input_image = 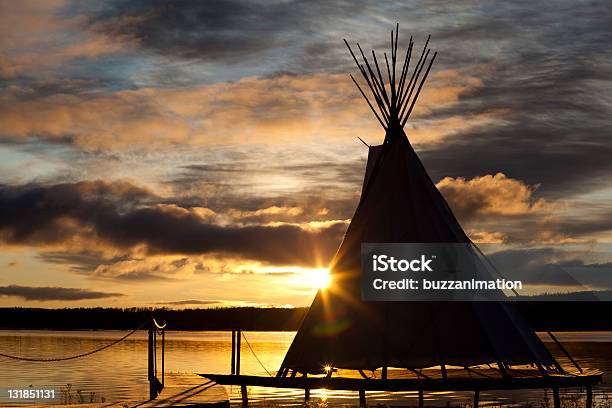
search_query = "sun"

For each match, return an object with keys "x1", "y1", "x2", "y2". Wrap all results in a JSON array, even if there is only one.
[{"x1": 309, "y1": 268, "x2": 331, "y2": 290}]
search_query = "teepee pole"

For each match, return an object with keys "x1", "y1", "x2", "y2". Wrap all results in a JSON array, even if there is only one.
[
  {"x1": 360, "y1": 54, "x2": 391, "y2": 115},
  {"x1": 370, "y1": 49, "x2": 391, "y2": 108},
  {"x1": 548, "y1": 331, "x2": 582, "y2": 373},
  {"x1": 360, "y1": 63, "x2": 390, "y2": 121},
  {"x1": 357, "y1": 63, "x2": 390, "y2": 122},
  {"x1": 399, "y1": 48, "x2": 430, "y2": 120},
  {"x1": 344, "y1": 40, "x2": 390, "y2": 121},
  {"x1": 360, "y1": 44, "x2": 389, "y2": 108},
  {"x1": 359, "y1": 50, "x2": 392, "y2": 119},
  {"x1": 384, "y1": 52, "x2": 393, "y2": 107},
  {"x1": 397, "y1": 39, "x2": 413, "y2": 107},
  {"x1": 390, "y1": 31, "x2": 396, "y2": 108},
  {"x1": 392, "y1": 25, "x2": 399, "y2": 104},
  {"x1": 402, "y1": 52, "x2": 437, "y2": 125},
  {"x1": 398, "y1": 34, "x2": 430, "y2": 106},
  {"x1": 350, "y1": 75, "x2": 388, "y2": 129}
]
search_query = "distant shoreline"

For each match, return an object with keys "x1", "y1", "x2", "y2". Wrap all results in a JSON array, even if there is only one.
[{"x1": 1, "y1": 302, "x2": 611, "y2": 331}]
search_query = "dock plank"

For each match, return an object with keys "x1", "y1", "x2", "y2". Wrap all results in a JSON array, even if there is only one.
[{"x1": 140, "y1": 373, "x2": 229, "y2": 407}]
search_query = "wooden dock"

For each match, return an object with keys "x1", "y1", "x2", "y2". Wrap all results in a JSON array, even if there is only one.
[
  {"x1": 138, "y1": 373, "x2": 229, "y2": 407},
  {"x1": 199, "y1": 370, "x2": 603, "y2": 407},
  {"x1": 200, "y1": 371, "x2": 602, "y2": 392},
  {"x1": 0, "y1": 374, "x2": 229, "y2": 408}
]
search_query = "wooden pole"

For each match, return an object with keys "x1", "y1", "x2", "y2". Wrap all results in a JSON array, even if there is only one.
[
  {"x1": 303, "y1": 372, "x2": 310, "y2": 402},
  {"x1": 161, "y1": 329, "x2": 165, "y2": 387},
  {"x1": 148, "y1": 322, "x2": 155, "y2": 400},
  {"x1": 343, "y1": 39, "x2": 390, "y2": 119},
  {"x1": 240, "y1": 384, "x2": 248, "y2": 405},
  {"x1": 398, "y1": 35, "x2": 430, "y2": 112},
  {"x1": 552, "y1": 387, "x2": 561, "y2": 408},
  {"x1": 418, "y1": 389, "x2": 424, "y2": 408},
  {"x1": 231, "y1": 330, "x2": 236, "y2": 375},
  {"x1": 548, "y1": 331, "x2": 583, "y2": 373},
  {"x1": 236, "y1": 329, "x2": 241, "y2": 375},
  {"x1": 153, "y1": 327, "x2": 157, "y2": 378},
  {"x1": 473, "y1": 390, "x2": 479, "y2": 407},
  {"x1": 359, "y1": 389, "x2": 366, "y2": 407},
  {"x1": 350, "y1": 74, "x2": 388, "y2": 129},
  {"x1": 586, "y1": 385, "x2": 593, "y2": 408}
]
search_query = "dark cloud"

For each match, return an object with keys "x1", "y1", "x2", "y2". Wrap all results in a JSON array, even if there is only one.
[
  {"x1": 84, "y1": 0, "x2": 612, "y2": 200},
  {"x1": 411, "y1": 1, "x2": 612, "y2": 198},
  {"x1": 0, "y1": 180, "x2": 345, "y2": 267},
  {"x1": 90, "y1": 0, "x2": 365, "y2": 68},
  {"x1": 173, "y1": 156, "x2": 364, "y2": 221},
  {"x1": 487, "y1": 246, "x2": 612, "y2": 290},
  {"x1": 0, "y1": 285, "x2": 123, "y2": 301}
]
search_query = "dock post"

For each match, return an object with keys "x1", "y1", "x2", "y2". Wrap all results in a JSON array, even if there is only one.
[
  {"x1": 418, "y1": 390, "x2": 423, "y2": 408},
  {"x1": 586, "y1": 385, "x2": 593, "y2": 408},
  {"x1": 231, "y1": 330, "x2": 236, "y2": 375},
  {"x1": 148, "y1": 321, "x2": 155, "y2": 400},
  {"x1": 473, "y1": 390, "x2": 479, "y2": 407},
  {"x1": 359, "y1": 389, "x2": 366, "y2": 407},
  {"x1": 304, "y1": 388, "x2": 310, "y2": 402},
  {"x1": 161, "y1": 329, "x2": 165, "y2": 387},
  {"x1": 552, "y1": 387, "x2": 560, "y2": 408},
  {"x1": 240, "y1": 384, "x2": 248, "y2": 405},
  {"x1": 236, "y1": 329, "x2": 241, "y2": 375}
]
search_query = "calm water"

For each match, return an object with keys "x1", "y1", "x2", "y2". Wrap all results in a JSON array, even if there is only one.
[{"x1": 0, "y1": 330, "x2": 610, "y2": 406}]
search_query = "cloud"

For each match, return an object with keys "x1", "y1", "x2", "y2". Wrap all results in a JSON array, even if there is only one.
[
  {"x1": 89, "y1": 0, "x2": 366, "y2": 66},
  {"x1": 155, "y1": 299, "x2": 220, "y2": 306},
  {"x1": 487, "y1": 246, "x2": 612, "y2": 290},
  {"x1": 0, "y1": 67, "x2": 482, "y2": 151},
  {"x1": 0, "y1": 284, "x2": 123, "y2": 301},
  {"x1": 0, "y1": 1, "x2": 129, "y2": 79},
  {"x1": 437, "y1": 173, "x2": 554, "y2": 222},
  {"x1": 0, "y1": 180, "x2": 345, "y2": 270}
]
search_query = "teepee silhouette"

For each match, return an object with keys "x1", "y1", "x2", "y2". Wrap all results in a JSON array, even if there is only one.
[{"x1": 277, "y1": 25, "x2": 565, "y2": 379}]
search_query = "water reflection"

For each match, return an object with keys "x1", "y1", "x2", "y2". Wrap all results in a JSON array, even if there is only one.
[{"x1": 0, "y1": 331, "x2": 610, "y2": 406}]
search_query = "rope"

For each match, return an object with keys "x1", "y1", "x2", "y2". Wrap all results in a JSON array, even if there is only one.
[
  {"x1": 241, "y1": 332, "x2": 272, "y2": 377},
  {"x1": 0, "y1": 320, "x2": 148, "y2": 362}
]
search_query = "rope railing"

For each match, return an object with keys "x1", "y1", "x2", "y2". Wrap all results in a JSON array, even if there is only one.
[
  {"x1": 0, "y1": 320, "x2": 149, "y2": 362},
  {"x1": 241, "y1": 331, "x2": 273, "y2": 377}
]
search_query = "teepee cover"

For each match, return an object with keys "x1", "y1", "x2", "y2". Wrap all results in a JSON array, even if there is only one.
[{"x1": 279, "y1": 26, "x2": 558, "y2": 376}]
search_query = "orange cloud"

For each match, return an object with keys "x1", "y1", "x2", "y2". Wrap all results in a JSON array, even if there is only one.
[
  {"x1": 0, "y1": 1, "x2": 129, "y2": 78},
  {"x1": 437, "y1": 173, "x2": 556, "y2": 221},
  {"x1": 0, "y1": 69, "x2": 485, "y2": 150}
]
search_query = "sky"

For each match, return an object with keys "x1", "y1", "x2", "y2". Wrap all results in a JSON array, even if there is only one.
[{"x1": 1, "y1": 0, "x2": 612, "y2": 308}]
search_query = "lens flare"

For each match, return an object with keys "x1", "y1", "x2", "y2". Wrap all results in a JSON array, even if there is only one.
[{"x1": 309, "y1": 268, "x2": 331, "y2": 289}]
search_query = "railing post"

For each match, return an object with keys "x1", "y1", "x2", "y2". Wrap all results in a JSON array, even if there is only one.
[
  {"x1": 161, "y1": 328, "x2": 165, "y2": 387},
  {"x1": 241, "y1": 384, "x2": 248, "y2": 405},
  {"x1": 236, "y1": 329, "x2": 241, "y2": 375},
  {"x1": 231, "y1": 330, "x2": 236, "y2": 375},
  {"x1": 552, "y1": 387, "x2": 560, "y2": 408},
  {"x1": 148, "y1": 319, "x2": 155, "y2": 400}
]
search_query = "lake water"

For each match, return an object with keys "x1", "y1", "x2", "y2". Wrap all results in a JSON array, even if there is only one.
[{"x1": 0, "y1": 330, "x2": 610, "y2": 406}]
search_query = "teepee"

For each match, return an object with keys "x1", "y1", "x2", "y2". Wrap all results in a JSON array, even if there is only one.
[{"x1": 278, "y1": 26, "x2": 563, "y2": 379}]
